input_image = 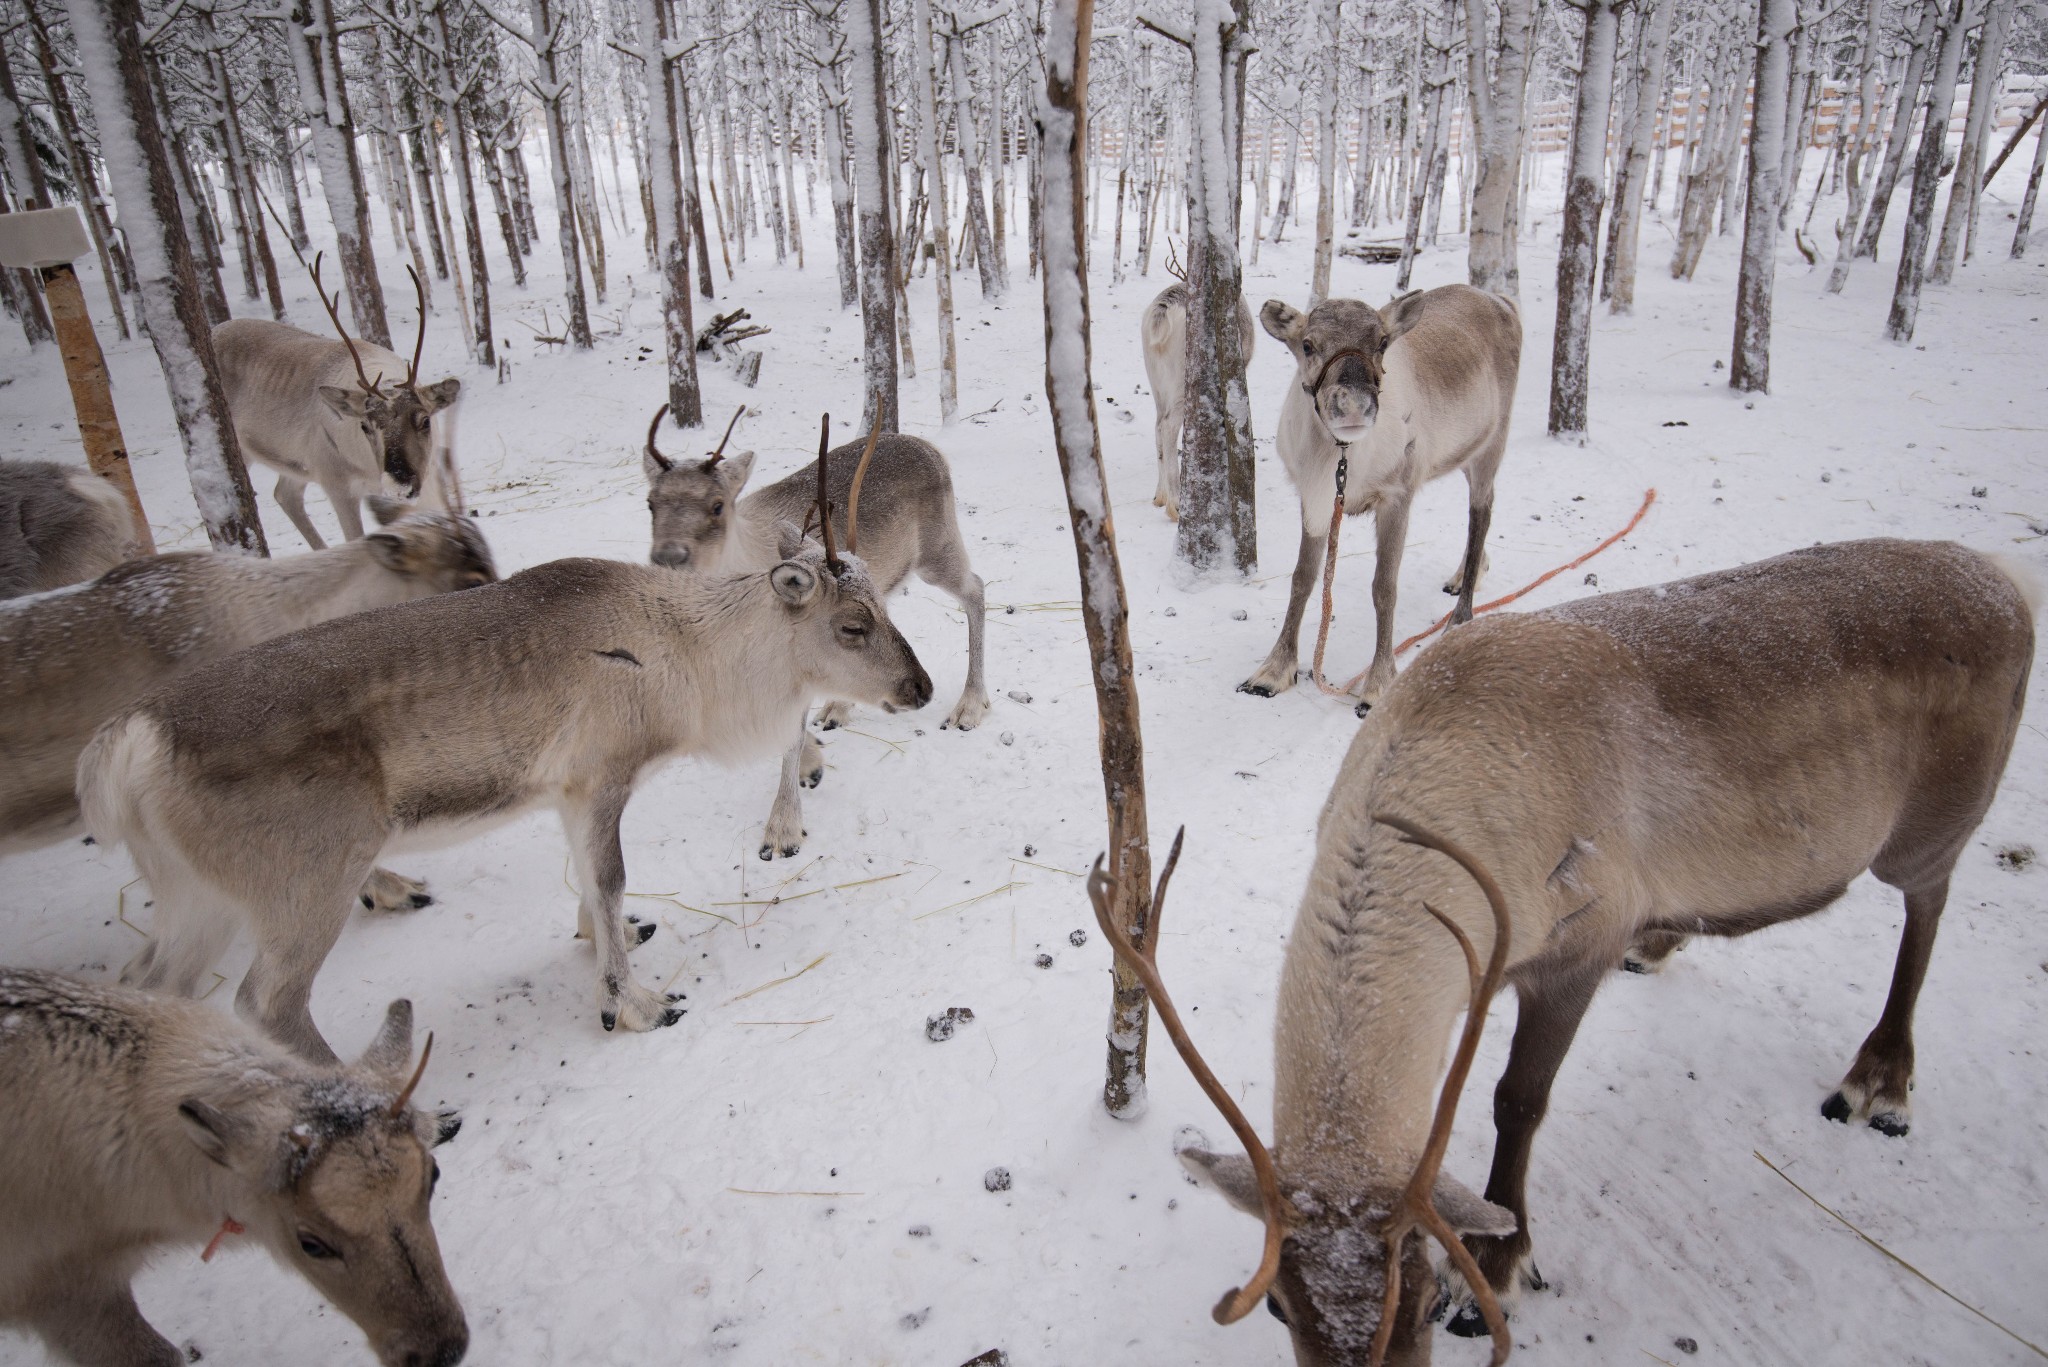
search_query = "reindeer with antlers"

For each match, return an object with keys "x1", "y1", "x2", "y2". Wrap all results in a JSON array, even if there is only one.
[
  {"x1": 213, "y1": 258, "x2": 462, "y2": 548},
  {"x1": 1139, "y1": 243, "x2": 1256, "y2": 522},
  {"x1": 1095, "y1": 539, "x2": 2036, "y2": 1365},
  {"x1": 79, "y1": 419, "x2": 930, "y2": 1060}
]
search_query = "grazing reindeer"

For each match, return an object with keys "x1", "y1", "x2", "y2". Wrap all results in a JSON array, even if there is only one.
[
  {"x1": 79, "y1": 467, "x2": 932, "y2": 1061},
  {"x1": 0, "y1": 970, "x2": 465, "y2": 1367},
  {"x1": 1241, "y1": 284, "x2": 1519, "y2": 708},
  {"x1": 644, "y1": 409, "x2": 986, "y2": 859},
  {"x1": 1, "y1": 500, "x2": 494, "y2": 916},
  {"x1": 1140, "y1": 271, "x2": 1256, "y2": 522},
  {"x1": 0, "y1": 459, "x2": 145, "y2": 598},
  {"x1": 214, "y1": 259, "x2": 460, "y2": 549},
  {"x1": 1109, "y1": 540, "x2": 2036, "y2": 1365}
]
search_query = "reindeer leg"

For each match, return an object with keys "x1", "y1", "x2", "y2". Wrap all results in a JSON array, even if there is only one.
[
  {"x1": 1824, "y1": 876, "x2": 1947, "y2": 1137},
  {"x1": 1447, "y1": 499, "x2": 1493, "y2": 624},
  {"x1": 236, "y1": 882, "x2": 356, "y2": 1065},
  {"x1": 1622, "y1": 928, "x2": 1689, "y2": 973},
  {"x1": 564, "y1": 782, "x2": 682, "y2": 1033},
  {"x1": 1239, "y1": 523, "x2": 1327, "y2": 697},
  {"x1": 274, "y1": 474, "x2": 328, "y2": 551},
  {"x1": 1354, "y1": 496, "x2": 1413, "y2": 710},
  {"x1": 1155, "y1": 393, "x2": 1185, "y2": 520},
  {"x1": 359, "y1": 866, "x2": 434, "y2": 911},
  {"x1": 26, "y1": 1268, "x2": 182, "y2": 1367},
  {"x1": 925, "y1": 534, "x2": 990, "y2": 731},
  {"x1": 328, "y1": 483, "x2": 367, "y2": 542},
  {"x1": 760, "y1": 717, "x2": 810, "y2": 860},
  {"x1": 1443, "y1": 958, "x2": 1606, "y2": 1337}
]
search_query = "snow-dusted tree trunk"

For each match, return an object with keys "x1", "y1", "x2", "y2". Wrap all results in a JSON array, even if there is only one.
[
  {"x1": 1931, "y1": 0, "x2": 2013, "y2": 278},
  {"x1": 1038, "y1": 0, "x2": 1159, "y2": 1120},
  {"x1": 635, "y1": 0, "x2": 703, "y2": 428},
  {"x1": 0, "y1": 40, "x2": 55, "y2": 350},
  {"x1": 1603, "y1": 0, "x2": 1672, "y2": 313},
  {"x1": 1549, "y1": 0, "x2": 1622, "y2": 439},
  {"x1": 526, "y1": 0, "x2": 594, "y2": 349},
  {"x1": 199, "y1": 12, "x2": 286, "y2": 320},
  {"x1": 1731, "y1": 0, "x2": 1796, "y2": 392},
  {"x1": 1465, "y1": 0, "x2": 1540, "y2": 296},
  {"x1": 844, "y1": 0, "x2": 899, "y2": 432},
  {"x1": 23, "y1": 1, "x2": 130, "y2": 339},
  {"x1": 2013, "y1": 118, "x2": 2047, "y2": 257},
  {"x1": 286, "y1": 0, "x2": 390, "y2": 347},
  {"x1": 1855, "y1": 0, "x2": 1940, "y2": 260},
  {"x1": 947, "y1": 18, "x2": 1003, "y2": 300},
  {"x1": 912, "y1": 0, "x2": 958, "y2": 423},
  {"x1": 1825, "y1": 0, "x2": 1888, "y2": 292},
  {"x1": 1309, "y1": 0, "x2": 1343, "y2": 304},
  {"x1": 432, "y1": 3, "x2": 493, "y2": 368},
  {"x1": 813, "y1": 15, "x2": 859, "y2": 308},
  {"x1": 66, "y1": 0, "x2": 265, "y2": 556},
  {"x1": 675, "y1": 66, "x2": 715, "y2": 299},
  {"x1": 1885, "y1": 0, "x2": 1974, "y2": 342}
]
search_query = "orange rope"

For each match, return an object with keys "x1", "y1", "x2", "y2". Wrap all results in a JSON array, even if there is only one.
[{"x1": 1320, "y1": 487, "x2": 1658, "y2": 699}]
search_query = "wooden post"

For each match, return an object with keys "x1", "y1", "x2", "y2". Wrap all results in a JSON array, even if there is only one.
[{"x1": 0, "y1": 205, "x2": 153, "y2": 552}]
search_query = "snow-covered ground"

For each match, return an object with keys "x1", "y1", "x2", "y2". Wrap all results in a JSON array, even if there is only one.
[{"x1": 3, "y1": 150, "x2": 2045, "y2": 1367}]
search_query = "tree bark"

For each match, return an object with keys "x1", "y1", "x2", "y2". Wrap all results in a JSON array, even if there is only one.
[
  {"x1": 843, "y1": 0, "x2": 899, "y2": 432},
  {"x1": 2012, "y1": 116, "x2": 2046, "y2": 257},
  {"x1": 634, "y1": 0, "x2": 703, "y2": 428},
  {"x1": 1465, "y1": 0, "x2": 1540, "y2": 295},
  {"x1": 1549, "y1": 0, "x2": 1621, "y2": 438},
  {"x1": 947, "y1": 22, "x2": 1003, "y2": 299},
  {"x1": 1931, "y1": 0, "x2": 2012, "y2": 278},
  {"x1": 1310, "y1": 0, "x2": 1344, "y2": 304},
  {"x1": 526, "y1": 0, "x2": 593, "y2": 349},
  {"x1": 1825, "y1": 0, "x2": 1888, "y2": 292},
  {"x1": 1885, "y1": 0, "x2": 1973, "y2": 342},
  {"x1": 1605, "y1": 0, "x2": 1672, "y2": 312},
  {"x1": 1855, "y1": 0, "x2": 1941, "y2": 260},
  {"x1": 1731, "y1": 0, "x2": 1796, "y2": 392}
]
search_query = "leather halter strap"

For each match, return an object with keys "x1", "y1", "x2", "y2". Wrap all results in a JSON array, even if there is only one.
[{"x1": 1303, "y1": 346, "x2": 1382, "y2": 396}]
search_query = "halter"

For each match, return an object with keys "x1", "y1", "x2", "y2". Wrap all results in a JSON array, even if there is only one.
[{"x1": 1302, "y1": 345, "x2": 1383, "y2": 397}]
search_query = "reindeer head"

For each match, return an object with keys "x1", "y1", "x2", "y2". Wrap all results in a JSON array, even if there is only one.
[
  {"x1": 362, "y1": 497, "x2": 498, "y2": 596},
  {"x1": 176, "y1": 1002, "x2": 468, "y2": 1367},
  {"x1": 644, "y1": 405, "x2": 756, "y2": 571},
  {"x1": 313, "y1": 255, "x2": 461, "y2": 499},
  {"x1": 1091, "y1": 820, "x2": 1515, "y2": 1367},
  {"x1": 1261, "y1": 294, "x2": 1430, "y2": 447}
]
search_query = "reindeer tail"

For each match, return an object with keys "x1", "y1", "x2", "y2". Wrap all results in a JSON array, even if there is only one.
[
  {"x1": 77, "y1": 713, "x2": 167, "y2": 855},
  {"x1": 1989, "y1": 552, "x2": 2045, "y2": 619}
]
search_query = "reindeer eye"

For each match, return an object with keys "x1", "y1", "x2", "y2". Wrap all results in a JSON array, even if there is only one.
[
  {"x1": 1267, "y1": 1293, "x2": 1290, "y2": 1326},
  {"x1": 1302, "y1": 340, "x2": 1316, "y2": 357},
  {"x1": 297, "y1": 1233, "x2": 340, "y2": 1260},
  {"x1": 710, "y1": 501, "x2": 724, "y2": 517},
  {"x1": 837, "y1": 623, "x2": 868, "y2": 644}
]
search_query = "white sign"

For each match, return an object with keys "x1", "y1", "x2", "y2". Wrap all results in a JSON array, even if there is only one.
[{"x1": 0, "y1": 205, "x2": 92, "y2": 269}]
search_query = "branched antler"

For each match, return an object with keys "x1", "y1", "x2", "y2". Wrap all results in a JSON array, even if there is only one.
[
  {"x1": 1165, "y1": 237, "x2": 1187, "y2": 282},
  {"x1": 705, "y1": 405, "x2": 745, "y2": 467},
  {"x1": 403, "y1": 264, "x2": 428, "y2": 390},
  {"x1": 846, "y1": 410, "x2": 882, "y2": 554},
  {"x1": 1087, "y1": 829, "x2": 1287, "y2": 1325},
  {"x1": 1364, "y1": 813, "x2": 1515, "y2": 1367},
  {"x1": 311, "y1": 251, "x2": 383, "y2": 398},
  {"x1": 814, "y1": 414, "x2": 842, "y2": 574}
]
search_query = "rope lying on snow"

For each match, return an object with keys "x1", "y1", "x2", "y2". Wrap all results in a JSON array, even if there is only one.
[{"x1": 1311, "y1": 485, "x2": 1658, "y2": 700}]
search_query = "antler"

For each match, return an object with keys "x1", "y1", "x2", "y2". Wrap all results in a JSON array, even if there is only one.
[
  {"x1": 310, "y1": 252, "x2": 383, "y2": 398},
  {"x1": 645, "y1": 405, "x2": 674, "y2": 471},
  {"x1": 1088, "y1": 829, "x2": 1287, "y2": 1325},
  {"x1": 402, "y1": 264, "x2": 428, "y2": 391},
  {"x1": 814, "y1": 414, "x2": 843, "y2": 573},
  {"x1": 387, "y1": 1032, "x2": 435, "y2": 1118},
  {"x1": 845, "y1": 409, "x2": 882, "y2": 554},
  {"x1": 1165, "y1": 237, "x2": 1186, "y2": 282},
  {"x1": 1363, "y1": 814, "x2": 1514, "y2": 1367},
  {"x1": 705, "y1": 405, "x2": 745, "y2": 467}
]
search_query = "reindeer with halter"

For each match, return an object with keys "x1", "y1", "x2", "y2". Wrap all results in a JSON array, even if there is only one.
[
  {"x1": 212, "y1": 257, "x2": 463, "y2": 549},
  {"x1": 78, "y1": 417, "x2": 931, "y2": 1060}
]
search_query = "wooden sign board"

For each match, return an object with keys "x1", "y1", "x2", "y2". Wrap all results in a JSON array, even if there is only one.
[{"x1": 0, "y1": 206, "x2": 92, "y2": 269}]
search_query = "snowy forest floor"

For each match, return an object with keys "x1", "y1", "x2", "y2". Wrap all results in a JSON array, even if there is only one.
[{"x1": 3, "y1": 152, "x2": 2046, "y2": 1367}]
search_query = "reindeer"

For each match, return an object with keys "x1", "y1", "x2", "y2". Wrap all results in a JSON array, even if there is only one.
[
  {"x1": 1241, "y1": 284, "x2": 1520, "y2": 709},
  {"x1": 1101, "y1": 539, "x2": 2037, "y2": 1366},
  {"x1": 644, "y1": 409, "x2": 986, "y2": 859},
  {"x1": 1140, "y1": 261, "x2": 1257, "y2": 522},
  {"x1": 79, "y1": 448, "x2": 931, "y2": 1062},
  {"x1": 214, "y1": 259, "x2": 461, "y2": 549},
  {"x1": 2, "y1": 500, "x2": 493, "y2": 916},
  {"x1": 0, "y1": 969, "x2": 465, "y2": 1367},
  {"x1": 0, "y1": 458, "x2": 146, "y2": 598}
]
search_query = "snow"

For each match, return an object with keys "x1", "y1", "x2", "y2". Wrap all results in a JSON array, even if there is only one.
[{"x1": 3, "y1": 116, "x2": 2048, "y2": 1367}]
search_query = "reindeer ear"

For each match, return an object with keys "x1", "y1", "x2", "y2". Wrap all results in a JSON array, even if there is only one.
[
  {"x1": 720, "y1": 450, "x2": 758, "y2": 492},
  {"x1": 421, "y1": 377, "x2": 461, "y2": 410},
  {"x1": 1432, "y1": 1173, "x2": 1517, "y2": 1237},
  {"x1": 357, "y1": 999, "x2": 414, "y2": 1077},
  {"x1": 366, "y1": 494, "x2": 408, "y2": 527},
  {"x1": 1260, "y1": 299, "x2": 1303, "y2": 343},
  {"x1": 366, "y1": 532, "x2": 410, "y2": 571},
  {"x1": 775, "y1": 519, "x2": 807, "y2": 560},
  {"x1": 178, "y1": 1098, "x2": 246, "y2": 1169},
  {"x1": 318, "y1": 385, "x2": 362, "y2": 421},
  {"x1": 770, "y1": 561, "x2": 820, "y2": 607},
  {"x1": 1179, "y1": 1144, "x2": 1268, "y2": 1218},
  {"x1": 642, "y1": 448, "x2": 672, "y2": 482},
  {"x1": 1380, "y1": 290, "x2": 1429, "y2": 349}
]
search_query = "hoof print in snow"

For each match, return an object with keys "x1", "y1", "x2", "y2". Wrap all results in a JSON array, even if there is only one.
[
  {"x1": 983, "y1": 1166, "x2": 1012, "y2": 1193},
  {"x1": 899, "y1": 1308, "x2": 930, "y2": 1331},
  {"x1": 1674, "y1": 1338, "x2": 1699, "y2": 1356},
  {"x1": 1034, "y1": 953, "x2": 1054, "y2": 969},
  {"x1": 1022, "y1": 845, "x2": 1036, "y2": 858},
  {"x1": 960, "y1": 1353, "x2": 1010, "y2": 1367},
  {"x1": 926, "y1": 1006, "x2": 976, "y2": 1042},
  {"x1": 1000, "y1": 731, "x2": 1016, "y2": 746},
  {"x1": 1995, "y1": 844, "x2": 2034, "y2": 872},
  {"x1": 1231, "y1": 608, "x2": 1247, "y2": 620},
  {"x1": 908, "y1": 1224, "x2": 931, "y2": 1238},
  {"x1": 1007, "y1": 689, "x2": 1033, "y2": 704},
  {"x1": 1972, "y1": 486, "x2": 1988, "y2": 498},
  {"x1": 1068, "y1": 928, "x2": 1088, "y2": 947}
]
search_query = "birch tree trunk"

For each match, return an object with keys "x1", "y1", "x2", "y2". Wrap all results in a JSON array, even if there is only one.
[
  {"x1": 1549, "y1": 0, "x2": 1621, "y2": 439},
  {"x1": 526, "y1": 0, "x2": 594, "y2": 349},
  {"x1": 288, "y1": 0, "x2": 390, "y2": 346},
  {"x1": 1731, "y1": 0, "x2": 1796, "y2": 392},
  {"x1": 2012, "y1": 117, "x2": 2046, "y2": 257},
  {"x1": 948, "y1": 20, "x2": 1003, "y2": 300},
  {"x1": 912, "y1": 0, "x2": 959, "y2": 423},
  {"x1": 1930, "y1": 0, "x2": 2012, "y2": 279},
  {"x1": 433, "y1": 2, "x2": 493, "y2": 368},
  {"x1": 24, "y1": 0, "x2": 131, "y2": 338},
  {"x1": 635, "y1": 0, "x2": 703, "y2": 427},
  {"x1": 0, "y1": 38, "x2": 56, "y2": 350},
  {"x1": 66, "y1": 0, "x2": 265, "y2": 555},
  {"x1": 817, "y1": 43, "x2": 859, "y2": 307},
  {"x1": 844, "y1": 0, "x2": 900, "y2": 432},
  {"x1": 1039, "y1": 0, "x2": 1159, "y2": 1121},
  {"x1": 1854, "y1": 0, "x2": 1940, "y2": 260},
  {"x1": 676, "y1": 66, "x2": 715, "y2": 299},
  {"x1": 1309, "y1": 0, "x2": 1344, "y2": 304},
  {"x1": 1604, "y1": 0, "x2": 1672, "y2": 312},
  {"x1": 1885, "y1": 0, "x2": 1974, "y2": 342},
  {"x1": 1825, "y1": 0, "x2": 1887, "y2": 292},
  {"x1": 1465, "y1": 0, "x2": 1540, "y2": 296}
]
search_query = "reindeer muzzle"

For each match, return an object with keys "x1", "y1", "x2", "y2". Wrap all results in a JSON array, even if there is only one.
[
  {"x1": 650, "y1": 544, "x2": 691, "y2": 569},
  {"x1": 885, "y1": 661, "x2": 935, "y2": 714}
]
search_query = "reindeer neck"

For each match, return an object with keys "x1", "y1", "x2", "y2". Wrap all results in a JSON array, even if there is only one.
[
  {"x1": 243, "y1": 541, "x2": 407, "y2": 633},
  {"x1": 640, "y1": 569, "x2": 815, "y2": 762}
]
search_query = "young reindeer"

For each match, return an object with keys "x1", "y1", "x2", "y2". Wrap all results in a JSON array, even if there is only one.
[
  {"x1": 1241, "y1": 284, "x2": 1519, "y2": 708},
  {"x1": 0, "y1": 459, "x2": 146, "y2": 598},
  {"x1": 214, "y1": 258, "x2": 461, "y2": 549},
  {"x1": 1108, "y1": 539, "x2": 2036, "y2": 1365},
  {"x1": 1139, "y1": 260, "x2": 1257, "y2": 521},
  {"x1": 644, "y1": 408, "x2": 987, "y2": 859},
  {"x1": 78, "y1": 458, "x2": 932, "y2": 1062},
  {"x1": 0, "y1": 969, "x2": 465, "y2": 1367},
  {"x1": 1, "y1": 500, "x2": 494, "y2": 915}
]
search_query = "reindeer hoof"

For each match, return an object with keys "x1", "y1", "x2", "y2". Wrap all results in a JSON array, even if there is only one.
[
  {"x1": 1821, "y1": 1090, "x2": 1853, "y2": 1123},
  {"x1": 779, "y1": 842, "x2": 801, "y2": 857},
  {"x1": 758, "y1": 844, "x2": 774, "y2": 861},
  {"x1": 1445, "y1": 1304, "x2": 1492, "y2": 1338},
  {"x1": 658, "y1": 1008, "x2": 684, "y2": 1028},
  {"x1": 1354, "y1": 700, "x2": 1374, "y2": 718},
  {"x1": 601, "y1": 1011, "x2": 617, "y2": 1032},
  {"x1": 433, "y1": 1110, "x2": 463, "y2": 1146},
  {"x1": 1237, "y1": 681, "x2": 1275, "y2": 698},
  {"x1": 818, "y1": 718, "x2": 842, "y2": 731},
  {"x1": 409, "y1": 892, "x2": 433, "y2": 908},
  {"x1": 1870, "y1": 1111, "x2": 1910, "y2": 1137},
  {"x1": 801, "y1": 767, "x2": 823, "y2": 789},
  {"x1": 1621, "y1": 955, "x2": 1653, "y2": 974},
  {"x1": 631, "y1": 920, "x2": 657, "y2": 947},
  {"x1": 362, "y1": 893, "x2": 375, "y2": 909},
  {"x1": 666, "y1": 991, "x2": 686, "y2": 1003}
]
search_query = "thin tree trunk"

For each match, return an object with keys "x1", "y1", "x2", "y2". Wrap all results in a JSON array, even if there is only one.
[
  {"x1": 948, "y1": 23, "x2": 1002, "y2": 299},
  {"x1": 1931, "y1": 0, "x2": 2012, "y2": 277},
  {"x1": 524, "y1": 0, "x2": 592, "y2": 348},
  {"x1": 1885, "y1": 0, "x2": 1974, "y2": 341},
  {"x1": 1855, "y1": 0, "x2": 1941, "y2": 260},
  {"x1": 1465, "y1": 0, "x2": 1540, "y2": 295},
  {"x1": 25, "y1": 0, "x2": 131, "y2": 337},
  {"x1": 2012, "y1": 116, "x2": 2046, "y2": 256},
  {"x1": 1549, "y1": 0, "x2": 1621, "y2": 437},
  {"x1": 634, "y1": 0, "x2": 702, "y2": 427},
  {"x1": 1310, "y1": 0, "x2": 1344, "y2": 303},
  {"x1": 1605, "y1": 0, "x2": 1672, "y2": 311},
  {"x1": 911, "y1": 0, "x2": 958, "y2": 422},
  {"x1": 433, "y1": 3, "x2": 492, "y2": 367},
  {"x1": 1732, "y1": 0, "x2": 1797, "y2": 392},
  {"x1": 1826, "y1": 0, "x2": 1888, "y2": 292},
  {"x1": 844, "y1": 0, "x2": 899, "y2": 431}
]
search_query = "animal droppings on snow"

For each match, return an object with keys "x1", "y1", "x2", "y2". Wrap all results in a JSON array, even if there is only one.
[
  {"x1": 1674, "y1": 1338, "x2": 1699, "y2": 1355},
  {"x1": 1007, "y1": 690, "x2": 1033, "y2": 703},
  {"x1": 899, "y1": 1308, "x2": 930, "y2": 1330},
  {"x1": 1995, "y1": 845, "x2": 2034, "y2": 872},
  {"x1": 908, "y1": 1224, "x2": 930, "y2": 1238},
  {"x1": 982, "y1": 1167, "x2": 1011, "y2": 1193},
  {"x1": 1034, "y1": 954, "x2": 1054, "y2": 969},
  {"x1": 1068, "y1": 929, "x2": 1087, "y2": 947},
  {"x1": 925, "y1": 1007, "x2": 975, "y2": 1042},
  {"x1": 1231, "y1": 608, "x2": 1247, "y2": 620},
  {"x1": 959, "y1": 1352, "x2": 1009, "y2": 1367},
  {"x1": 1972, "y1": 485, "x2": 1988, "y2": 498}
]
